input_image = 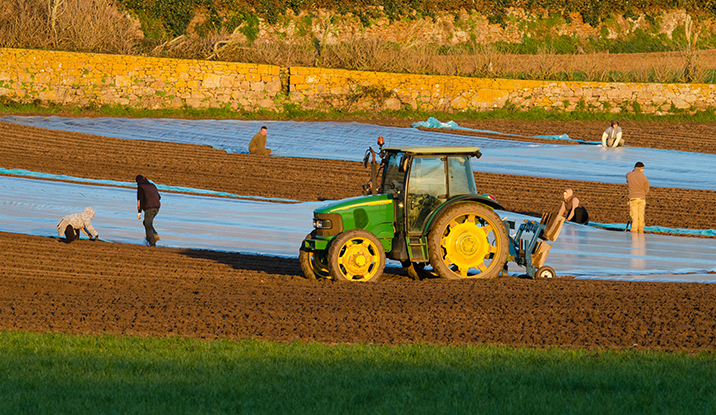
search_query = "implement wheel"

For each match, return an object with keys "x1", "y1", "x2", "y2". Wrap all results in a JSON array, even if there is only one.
[
  {"x1": 427, "y1": 202, "x2": 509, "y2": 280},
  {"x1": 328, "y1": 229, "x2": 385, "y2": 282},
  {"x1": 535, "y1": 266, "x2": 556, "y2": 280}
]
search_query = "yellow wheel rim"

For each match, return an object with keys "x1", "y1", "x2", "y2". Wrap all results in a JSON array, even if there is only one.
[
  {"x1": 337, "y1": 237, "x2": 380, "y2": 281},
  {"x1": 440, "y1": 213, "x2": 498, "y2": 278}
]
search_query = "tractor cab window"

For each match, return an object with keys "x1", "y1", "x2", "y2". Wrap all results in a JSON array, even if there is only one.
[
  {"x1": 406, "y1": 156, "x2": 446, "y2": 234},
  {"x1": 447, "y1": 156, "x2": 477, "y2": 196},
  {"x1": 381, "y1": 152, "x2": 406, "y2": 197}
]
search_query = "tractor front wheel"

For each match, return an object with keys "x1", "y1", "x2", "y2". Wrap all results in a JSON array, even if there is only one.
[
  {"x1": 299, "y1": 234, "x2": 330, "y2": 280},
  {"x1": 299, "y1": 249, "x2": 331, "y2": 280},
  {"x1": 427, "y1": 202, "x2": 509, "y2": 280},
  {"x1": 328, "y1": 229, "x2": 385, "y2": 282}
]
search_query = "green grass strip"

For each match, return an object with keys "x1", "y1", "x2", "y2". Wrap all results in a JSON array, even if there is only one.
[
  {"x1": 0, "y1": 330, "x2": 714, "y2": 414},
  {"x1": 4, "y1": 99, "x2": 716, "y2": 124}
]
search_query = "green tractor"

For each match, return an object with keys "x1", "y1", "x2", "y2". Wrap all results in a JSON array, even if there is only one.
[{"x1": 299, "y1": 139, "x2": 514, "y2": 282}]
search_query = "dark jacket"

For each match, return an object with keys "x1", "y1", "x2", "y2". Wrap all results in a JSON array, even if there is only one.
[{"x1": 136, "y1": 175, "x2": 161, "y2": 212}]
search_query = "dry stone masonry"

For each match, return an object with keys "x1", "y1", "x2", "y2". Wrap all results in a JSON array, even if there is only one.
[{"x1": 2, "y1": 48, "x2": 715, "y2": 114}]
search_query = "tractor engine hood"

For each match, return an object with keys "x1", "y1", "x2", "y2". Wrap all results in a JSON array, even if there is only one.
[{"x1": 312, "y1": 194, "x2": 395, "y2": 241}]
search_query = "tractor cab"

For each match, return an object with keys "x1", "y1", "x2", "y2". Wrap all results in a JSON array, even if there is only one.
[{"x1": 377, "y1": 146, "x2": 486, "y2": 236}]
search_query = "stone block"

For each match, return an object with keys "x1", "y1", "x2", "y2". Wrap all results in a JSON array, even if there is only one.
[
  {"x1": 672, "y1": 98, "x2": 690, "y2": 109},
  {"x1": 383, "y1": 97, "x2": 402, "y2": 111},
  {"x1": 265, "y1": 80, "x2": 282, "y2": 93},
  {"x1": 220, "y1": 76, "x2": 235, "y2": 88},
  {"x1": 202, "y1": 74, "x2": 221, "y2": 89},
  {"x1": 250, "y1": 81, "x2": 264, "y2": 92},
  {"x1": 257, "y1": 98, "x2": 275, "y2": 108}
]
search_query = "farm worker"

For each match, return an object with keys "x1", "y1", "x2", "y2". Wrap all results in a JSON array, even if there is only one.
[
  {"x1": 249, "y1": 125, "x2": 272, "y2": 155},
  {"x1": 136, "y1": 174, "x2": 161, "y2": 247},
  {"x1": 557, "y1": 188, "x2": 589, "y2": 224},
  {"x1": 57, "y1": 207, "x2": 99, "y2": 242},
  {"x1": 601, "y1": 119, "x2": 624, "y2": 147},
  {"x1": 626, "y1": 162, "x2": 649, "y2": 233}
]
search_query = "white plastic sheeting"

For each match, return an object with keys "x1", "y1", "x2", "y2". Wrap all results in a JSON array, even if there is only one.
[
  {"x1": 2, "y1": 175, "x2": 716, "y2": 282},
  {"x1": 3, "y1": 115, "x2": 716, "y2": 190},
  {"x1": 4, "y1": 167, "x2": 711, "y2": 236}
]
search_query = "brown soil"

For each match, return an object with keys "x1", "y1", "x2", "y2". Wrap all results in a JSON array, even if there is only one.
[
  {"x1": 1, "y1": 118, "x2": 716, "y2": 351},
  {"x1": 2, "y1": 232, "x2": 715, "y2": 351}
]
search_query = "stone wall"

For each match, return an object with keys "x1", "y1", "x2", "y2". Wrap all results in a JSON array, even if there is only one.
[
  {"x1": 0, "y1": 48, "x2": 282, "y2": 110},
  {"x1": 2, "y1": 48, "x2": 716, "y2": 115},
  {"x1": 290, "y1": 66, "x2": 716, "y2": 114}
]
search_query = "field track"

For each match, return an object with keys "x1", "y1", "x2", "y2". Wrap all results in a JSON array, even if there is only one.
[{"x1": 1, "y1": 118, "x2": 716, "y2": 351}]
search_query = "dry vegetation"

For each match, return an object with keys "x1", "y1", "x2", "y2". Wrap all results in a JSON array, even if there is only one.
[
  {"x1": 0, "y1": 0, "x2": 141, "y2": 54},
  {"x1": 159, "y1": 34, "x2": 716, "y2": 83},
  {"x1": 1, "y1": 0, "x2": 714, "y2": 83}
]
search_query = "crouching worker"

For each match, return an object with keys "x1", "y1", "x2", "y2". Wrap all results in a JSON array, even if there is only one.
[
  {"x1": 248, "y1": 125, "x2": 272, "y2": 156},
  {"x1": 558, "y1": 189, "x2": 589, "y2": 225},
  {"x1": 57, "y1": 207, "x2": 99, "y2": 242},
  {"x1": 601, "y1": 119, "x2": 624, "y2": 147}
]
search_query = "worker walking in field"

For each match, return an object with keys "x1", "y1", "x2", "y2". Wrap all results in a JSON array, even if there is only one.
[
  {"x1": 626, "y1": 162, "x2": 649, "y2": 233},
  {"x1": 136, "y1": 174, "x2": 161, "y2": 247},
  {"x1": 57, "y1": 207, "x2": 99, "y2": 242},
  {"x1": 602, "y1": 119, "x2": 624, "y2": 147},
  {"x1": 557, "y1": 188, "x2": 589, "y2": 224},
  {"x1": 249, "y1": 125, "x2": 272, "y2": 155}
]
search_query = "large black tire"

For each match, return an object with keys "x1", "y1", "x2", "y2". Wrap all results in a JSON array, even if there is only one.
[
  {"x1": 427, "y1": 202, "x2": 509, "y2": 280},
  {"x1": 328, "y1": 229, "x2": 385, "y2": 282},
  {"x1": 299, "y1": 249, "x2": 331, "y2": 280},
  {"x1": 299, "y1": 234, "x2": 330, "y2": 280}
]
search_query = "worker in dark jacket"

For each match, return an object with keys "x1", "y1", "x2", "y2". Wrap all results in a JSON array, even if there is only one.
[{"x1": 136, "y1": 174, "x2": 161, "y2": 246}]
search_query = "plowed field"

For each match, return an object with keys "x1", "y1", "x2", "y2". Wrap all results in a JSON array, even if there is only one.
[{"x1": 1, "y1": 118, "x2": 716, "y2": 351}]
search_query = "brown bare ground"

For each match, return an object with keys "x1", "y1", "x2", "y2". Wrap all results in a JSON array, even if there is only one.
[{"x1": 1, "y1": 118, "x2": 716, "y2": 351}]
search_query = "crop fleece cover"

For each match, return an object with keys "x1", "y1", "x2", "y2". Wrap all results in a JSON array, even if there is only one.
[{"x1": 56, "y1": 207, "x2": 98, "y2": 238}]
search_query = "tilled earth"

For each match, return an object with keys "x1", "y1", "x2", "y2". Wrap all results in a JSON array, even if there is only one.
[{"x1": 1, "y1": 118, "x2": 716, "y2": 351}]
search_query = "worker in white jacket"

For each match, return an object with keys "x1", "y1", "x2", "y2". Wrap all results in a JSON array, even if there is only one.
[
  {"x1": 601, "y1": 119, "x2": 624, "y2": 147},
  {"x1": 57, "y1": 207, "x2": 99, "y2": 242}
]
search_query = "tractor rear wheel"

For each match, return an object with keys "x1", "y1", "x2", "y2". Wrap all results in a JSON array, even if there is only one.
[
  {"x1": 328, "y1": 229, "x2": 385, "y2": 282},
  {"x1": 427, "y1": 202, "x2": 509, "y2": 280}
]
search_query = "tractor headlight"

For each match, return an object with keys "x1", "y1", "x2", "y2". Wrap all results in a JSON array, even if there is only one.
[
  {"x1": 313, "y1": 213, "x2": 343, "y2": 237},
  {"x1": 313, "y1": 218, "x2": 333, "y2": 229}
]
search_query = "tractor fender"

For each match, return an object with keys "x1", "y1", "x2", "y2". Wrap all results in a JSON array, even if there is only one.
[{"x1": 422, "y1": 195, "x2": 504, "y2": 236}]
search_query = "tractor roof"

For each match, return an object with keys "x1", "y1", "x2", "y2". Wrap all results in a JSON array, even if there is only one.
[{"x1": 382, "y1": 146, "x2": 482, "y2": 157}]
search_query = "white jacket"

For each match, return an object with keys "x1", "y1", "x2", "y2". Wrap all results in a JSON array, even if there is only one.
[
  {"x1": 601, "y1": 126, "x2": 623, "y2": 147},
  {"x1": 57, "y1": 207, "x2": 98, "y2": 238}
]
